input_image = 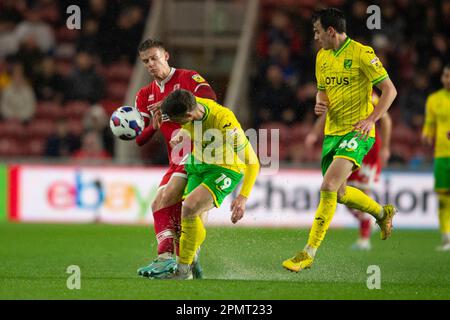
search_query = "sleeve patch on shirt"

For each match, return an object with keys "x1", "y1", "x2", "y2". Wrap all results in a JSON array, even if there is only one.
[{"x1": 192, "y1": 74, "x2": 206, "y2": 83}]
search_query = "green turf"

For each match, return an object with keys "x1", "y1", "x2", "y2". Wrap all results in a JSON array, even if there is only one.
[{"x1": 0, "y1": 222, "x2": 449, "y2": 300}]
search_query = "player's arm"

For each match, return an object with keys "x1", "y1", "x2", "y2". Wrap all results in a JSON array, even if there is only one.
[
  {"x1": 372, "y1": 78, "x2": 397, "y2": 122},
  {"x1": 136, "y1": 124, "x2": 157, "y2": 146},
  {"x1": 188, "y1": 71, "x2": 217, "y2": 101},
  {"x1": 315, "y1": 90, "x2": 329, "y2": 115},
  {"x1": 421, "y1": 96, "x2": 436, "y2": 146},
  {"x1": 355, "y1": 48, "x2": 397, "y2": 139},
  {"x1": 379, "y1": 112, "x2": 392, "y2": 166},
  {"x1": 134, "y1": 90, "x2": 158, "y2": 146},
  {"x1": 305, "y1": 113, "x2": 326, "y2": 150},
  {"x1": 231, "y1": 140, "x2": 260, "y2": 224},
  {"x1": 169, "y1": 127, "x2": 191, "y2": 148}
]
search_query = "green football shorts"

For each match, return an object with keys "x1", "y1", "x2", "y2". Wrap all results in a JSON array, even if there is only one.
[
  {"x1": 321, "y1": 131, "x2": 375, "y2": 176},
  {"x1": 184, "y1": 156, "x2": 244, "y2": 207},
  {"x1": 434, "y1": 157, "x2": 450, "y2": 191}
]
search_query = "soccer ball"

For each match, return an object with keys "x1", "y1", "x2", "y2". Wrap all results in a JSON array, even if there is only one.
[{"x1": 109, "y1": 106, "x2": 145, "y2": 140}]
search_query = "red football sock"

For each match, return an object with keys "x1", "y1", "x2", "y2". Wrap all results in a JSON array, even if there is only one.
[
  {"x1": 152, "y1": 202, "x2": 182, "y2": 255},
  {"x1": 360, "y1": 217, "x2": 371, "y2": 239}
]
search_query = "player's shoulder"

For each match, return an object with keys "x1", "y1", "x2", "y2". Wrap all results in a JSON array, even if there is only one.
[
  {"x1": 316, "y1": 48, "x2": 326, "y2": 59},
  {"x1": 353, "y1": 40, "x2": 375, "y2": 56},
  {"x1": 176, "y1": 68, "x2": 206, "y2": 81},
  {"x1": 427, "y1": 89, "x2": 445, "y2": 102},
  {"x1": 137, "y1": 80, "x2": 159, "y2": 96}
]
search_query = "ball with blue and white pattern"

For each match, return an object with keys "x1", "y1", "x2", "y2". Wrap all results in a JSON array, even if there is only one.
[{"x1": 109, "y1": 106, "x2": 144, "y2": 140}]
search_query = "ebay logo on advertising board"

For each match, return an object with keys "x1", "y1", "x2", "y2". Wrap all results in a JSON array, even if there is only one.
[{"x1": 16, "y1": 166, "x2": 162, "y2": 223}]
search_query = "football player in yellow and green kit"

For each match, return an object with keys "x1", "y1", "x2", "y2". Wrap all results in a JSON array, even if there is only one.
[
  {"x1": 422, "y1": 64, "x2": 450, "y2": 251},
  {"x1": 283, "y1": 8, "x2": 398, "y2": 272},
  {"x1": 160, "y1": 89, "x2": 260, "y2": 279}
]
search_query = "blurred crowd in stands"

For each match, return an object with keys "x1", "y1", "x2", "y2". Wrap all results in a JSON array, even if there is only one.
[
  {"x1": 0, "y1": 0, "x2": 149, "y2": 162},
  {"x1": 250, "y1": 0, "x2": 449, "y2": 167},
  {"x1": 0, "y1": 0, "x2": 448, "y2": 168}
]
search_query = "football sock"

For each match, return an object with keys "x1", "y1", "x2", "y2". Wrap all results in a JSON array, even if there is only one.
[
  {"x1": 359, "y1": 214, "x2": 372, "y2": 239},
  {"x1": 307, "y1": 191, "x2": 337, "y2": 250},
  {"x1": 438, "y1": 194, "x2": 450, "y2": 234},
  {"x1": 153, "y1": 202, "x2": 182, "y2": 255},
  {"x1": 338, "y1": 186, "x2": 383, "y2": 220},
  {"x1": 179, "y1": 216, "x2": 206, "y2": 265}
]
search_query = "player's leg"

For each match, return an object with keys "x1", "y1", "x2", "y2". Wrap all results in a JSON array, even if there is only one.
[
  {"x1": 437, "y1": 191, "x2": 450, "y2": 251},
  {"x1": 137, "y1": 168, "x2": 186, "y2": 277},
  {"x1": 165, "y1": 166, "x2": 243, "y2": 280},
  {"x1": 176, "y1": 185, "x2": 215, "y2": 276},
  {"x1": 145, "y1": 175, "x2": 188, "y2": 278},
  {"x1": 348, "y1": 188, "x2": 373, "y2": 251},
  {"x1": 435, "y1": 157, "x2": 450, "y2": 251},
  {"x1": 283, "y1": 158, "x2": 354, "y2": 272}
]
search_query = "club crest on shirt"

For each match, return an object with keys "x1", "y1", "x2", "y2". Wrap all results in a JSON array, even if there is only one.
[
  {"x1": 173, "y1": 84, "x2": 180, "y2": 90},
  {"x1": 370, "y1": 57, "x2": 381, "y2": 68},
  {"x1": 148, "y1": 94, "x2": 154, "y2": 101},
  {"x1": 344, "y1": 59, "x2": 352, "y2": 70},
  {"x1": 192, "y1": 74, "x2": 205, "y2": 83}
]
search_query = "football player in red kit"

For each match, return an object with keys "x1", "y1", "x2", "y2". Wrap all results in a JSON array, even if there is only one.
[
  {"x1": 134, "y1": 39, "x2": 217, "y2": 278},
  {"x1": 305, "y1": 92, "x2": 391, "y2": 250}
]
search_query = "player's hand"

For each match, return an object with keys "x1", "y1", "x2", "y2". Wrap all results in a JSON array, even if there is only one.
[
  {"x1": 314, "y1": 101, "x2": 328, "y2": 115},
  {"x1": 305, "y1": 133, "x2": 318, "y2": 150},
  {"x1": 169, "y1": 133, "x2": 183, "y2": 148},
  {"x1": 231, "y1": 195, "x2": 247, "y2": 224},
  {"x1": 421, "y1": 135, "x2": 433, "y2": 146},
  {"x1": 147, "y1": 101, "x2": 162, "y2": 114},
  {"x1": 380, "y1": 147, "x2": 391, "y2": 166},
  {"x1": 353, "y1": 118, "x2": 375, "y2": 141},
  {"x1": 152, "y1": 109, "x2": 162, "y2": 130}
]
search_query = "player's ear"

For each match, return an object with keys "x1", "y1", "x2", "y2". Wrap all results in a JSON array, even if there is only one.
[
  {"x1": 327, "y1": 26, "x2": 335, "y2": 37},
  {"x1": 164, "y1": 50, "x2": 170, "y2": 62}
]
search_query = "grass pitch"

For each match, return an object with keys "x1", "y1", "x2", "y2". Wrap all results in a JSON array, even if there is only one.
[{"x1": 0, "y1": 222, "x2": 449, "y2": 300}]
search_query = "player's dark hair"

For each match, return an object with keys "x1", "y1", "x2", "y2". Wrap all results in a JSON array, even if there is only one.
[
  {"x1": 312, "y1": 8, "x2": 346, "y2": 33},
  {"x1": 161, "y1": 89, "x2": 196, "y2": 118},
  {"x1": 138, "y1": 39, "x2": 166, "y2": 52}
]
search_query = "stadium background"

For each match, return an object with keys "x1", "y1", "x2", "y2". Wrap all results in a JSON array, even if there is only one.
[{"x1": 0, "y1": 0, "x2": 449, "y2": 300}]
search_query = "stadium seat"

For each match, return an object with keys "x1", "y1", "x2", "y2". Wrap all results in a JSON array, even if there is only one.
[
  {"x1": 106, "y1": 81, "x2": 129, "y2": 101},
  {"x1": 63, "y1": 101, "x2": 90, "y2": 119},
  {"x1": 35, "y1": 101, "x2": 64, "y2": 120},
  {"x1": 55, "y1": 26, "x2": 80, "y2": 42},
  {"x1": 0, "y1": 138, "x2": 21, "y2": 157},
  {"x1": 259, "y1": 121, "x2": 291, "y2": 144},
  {"x1": 67, "y1": 119, "x2": 84, "y2": 136},
  {"x1": 289, "y1": 122, "x2": 313, "y2": 142},
  {"x1": 103, "y1": 62, "x2": 134, "y2": 82},
  {"x1": 100, "y1": 99, "x2": 122, "y2": 116},
  {"x1": 0, "y1": 120, "x2": 25, "y2": 139},
  {"x1": 27, "y1": 119, "x2": 56, "y2": 138}
]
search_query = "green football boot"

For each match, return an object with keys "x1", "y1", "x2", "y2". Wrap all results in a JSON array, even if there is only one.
[
  {"x1": 192, "y1": 257, "x2": 203, "y2": 279},
  {"x1": 137, "y1": 256, "x2": 177, "y2": 278}
]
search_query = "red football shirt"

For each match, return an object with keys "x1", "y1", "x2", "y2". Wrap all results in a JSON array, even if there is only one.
[{"x1": 135, "y1": 68, "x2": 216, "y2": 164}]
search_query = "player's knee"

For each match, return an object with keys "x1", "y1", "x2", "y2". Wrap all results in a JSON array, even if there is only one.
[
  {"x1": 151, "y1": 199, "x2": 159, "y2": 212},
  {"x1": 181, "y1": 201, "x2": 198, "y2": 219},
  {"x1": 151, "y1": 191, "x2": 163, "y2": 212},
  {"x1": 321, "y1": 179, "x2": 340, "y2": 192},
  {"x1": 160, "y1": 189, "x2": 178, "y2": 208}
]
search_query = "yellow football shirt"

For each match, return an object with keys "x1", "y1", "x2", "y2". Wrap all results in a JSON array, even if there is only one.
[
  {"x1": 182, "y1": 97, "x2": 249, "y2": 173},
  {"x1": 316, "y1": 37, "x2": 389, "y2": 137},
  {"x1": 422, "y1": 89, "x2": 450, "y2": 158}
]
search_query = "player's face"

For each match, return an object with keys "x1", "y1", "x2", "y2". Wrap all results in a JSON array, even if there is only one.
[
  {"x1": 313, "y1": 20, "x2": 332, "y2": 50},
  {"x1": 169, "y1": 112, "x2": 194, "y2": 125},
  {"x1": 139, "y1": 47, "x2": 170, "y2": 80},
  {"x1": 442, "y1": 68, "x2": 450, "y2": 91}
]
